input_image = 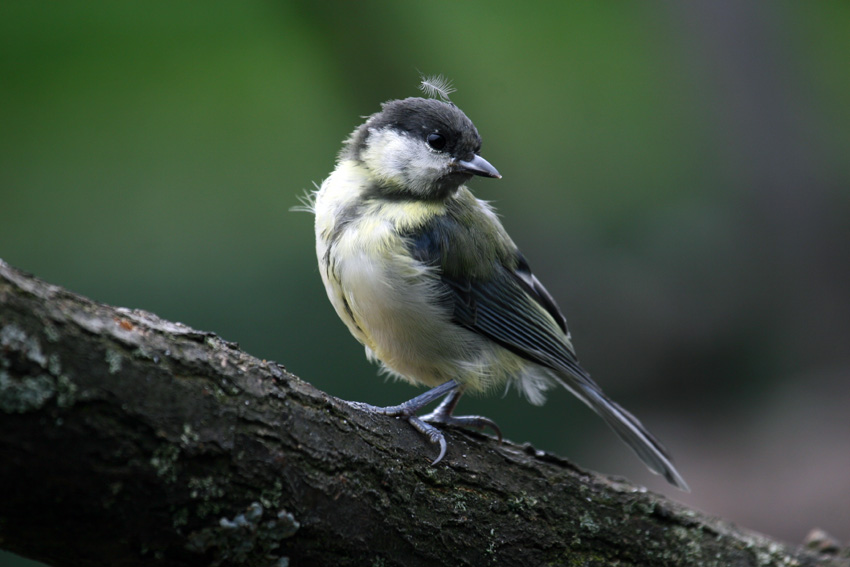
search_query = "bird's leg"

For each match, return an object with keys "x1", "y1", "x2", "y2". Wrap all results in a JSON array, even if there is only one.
[
  {"x1": 344, "y1": 380, "x2": 460, "y2": 465},
  {"x1": 345, "y1": 379, "x2": 503, "y2": 464},
  {"x1": 420, "y1": 389, "x2": 503, "y2": 443}
]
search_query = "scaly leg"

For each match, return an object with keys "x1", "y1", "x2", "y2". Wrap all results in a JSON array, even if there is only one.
[
  {"x1": 420, "y1": 389, "x2": 502, "y2": 442},
  {"x1": 345, "y1": 380, "x2": 458, "y2": 464},
  {"x1": 345, "y1": 380, "x2": 502, "y2": 465}
]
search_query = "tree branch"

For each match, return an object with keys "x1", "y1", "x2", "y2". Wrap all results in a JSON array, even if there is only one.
[{"x1": 0, "y1": 259, "x2": 846, "y2": 567}]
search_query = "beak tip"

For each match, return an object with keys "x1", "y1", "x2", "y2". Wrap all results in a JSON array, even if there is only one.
[{"x1": 457, "y1": 155, "x2": 501, "y2": 179}]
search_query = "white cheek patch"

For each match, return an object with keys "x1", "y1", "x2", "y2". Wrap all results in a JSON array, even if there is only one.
[{"x1": 362, "y1": 128, "x2": 451, "y2": 196}]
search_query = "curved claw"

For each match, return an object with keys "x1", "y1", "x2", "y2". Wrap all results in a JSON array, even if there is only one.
[
  {"x1": 430, "y1": 435, "x2": 448, "y2": 466},
  {"x1": 408, "y1": 416, "x2": 449, "y2": 465},
  {"x1": 478, "y1": 417, "x2": 502, "y2": 443}
]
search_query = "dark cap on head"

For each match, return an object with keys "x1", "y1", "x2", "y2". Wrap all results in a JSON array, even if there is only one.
[{"x1": 344, "y1": 97, "x2": 483, "y2": 163}]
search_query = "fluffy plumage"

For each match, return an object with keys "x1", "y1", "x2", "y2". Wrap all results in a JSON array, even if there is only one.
[
  {"x1": 418, "y1": 74, "x2": 456, "y2": 102},
  {"x1": 310, "y1": 90, "x2": 688, "y2": 490}
]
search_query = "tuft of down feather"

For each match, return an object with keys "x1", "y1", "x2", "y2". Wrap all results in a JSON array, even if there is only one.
[{"x1": 419, "y1": 74, "x2": 456, "y2": 102}]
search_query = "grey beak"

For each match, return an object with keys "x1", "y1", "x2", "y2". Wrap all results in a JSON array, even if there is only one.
[{"x1": 457, "y1": 154, "x2": 501, "y2": 179}]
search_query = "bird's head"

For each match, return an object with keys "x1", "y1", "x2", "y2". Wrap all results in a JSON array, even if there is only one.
[{"x1": 343, "y1": 97, "x2": 500, "y2": 200}]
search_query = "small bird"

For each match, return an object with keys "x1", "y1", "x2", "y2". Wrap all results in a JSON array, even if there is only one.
[{"x1": 308, "y1": 79, "x2": 688, "y2": 490}]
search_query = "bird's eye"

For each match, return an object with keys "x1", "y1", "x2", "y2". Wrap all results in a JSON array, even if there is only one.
[{"x1": 426, "y1": 133, "x2": 447, "y2": 151}]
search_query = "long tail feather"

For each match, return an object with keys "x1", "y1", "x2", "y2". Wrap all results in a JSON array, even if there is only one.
[{"x1": 557, "y1": 377, "x2": 690, "y2": 491}]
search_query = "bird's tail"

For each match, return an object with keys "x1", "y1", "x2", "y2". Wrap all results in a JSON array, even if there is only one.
[{"x1": 557, "y1": 377, "x2": 690, "y2": 491}]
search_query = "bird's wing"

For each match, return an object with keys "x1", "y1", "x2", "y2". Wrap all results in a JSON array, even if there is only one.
[
  {"x1": 402, "y1": 205, "x2": 591, "y2": 384},
  {"x1": 511, "y1": 252, "x2": 568, "y2": 335},
  {"x1": 402, "y1": 209, "x2": 689, "y2": 490},
  {"x1": 443, "y1": 260, "x2": 595, "y2": 386},
  {"x1": 442, "y1": 253, "x2": 688, "y2": 489}
]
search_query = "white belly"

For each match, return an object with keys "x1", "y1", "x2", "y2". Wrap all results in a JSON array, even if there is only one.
[
  {"x1": 311, "y1": 161, "x2": 536, "y2": 395},
  {"x1": 321, "y1": 214, "x2": 476, "y2": 387}
]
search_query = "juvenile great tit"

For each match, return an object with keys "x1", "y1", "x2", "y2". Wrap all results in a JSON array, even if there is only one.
[{"x1": 308, "y1": 81, "x2": 688, "y2": 491}]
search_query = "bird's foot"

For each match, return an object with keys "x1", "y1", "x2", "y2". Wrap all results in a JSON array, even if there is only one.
[
  {"x1": 406, "y1": 416, "x2": 448, "y2": 465},
  {"x1": 342, "y1": 380, "x2": 501, "y2": 465},
  {"x1": 420, "y1": 410, "x2": 503, "y2": 443},
  {"x1": 419, "y1": 386, "x2": 503, "y2": 442},
  {"x1": 345, "y1": 402, "x2": 450, "y2": 464},
  {"x1": 342, "y1": 380, "x2": 459, "y2": 465}
]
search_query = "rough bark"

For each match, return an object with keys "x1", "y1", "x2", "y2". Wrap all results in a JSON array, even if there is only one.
[{"x1": 0, "y1": 259, "x2": 846, "y2": 567}]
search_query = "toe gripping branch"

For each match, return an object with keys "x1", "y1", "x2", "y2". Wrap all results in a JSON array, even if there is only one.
[{"x1": 345, "y1": 379, "x2": 502, "y2": 465}]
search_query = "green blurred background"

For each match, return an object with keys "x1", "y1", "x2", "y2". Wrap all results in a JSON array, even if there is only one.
[{"x1": 2, "y1": 1, "x2": 848, "y2": 564}]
